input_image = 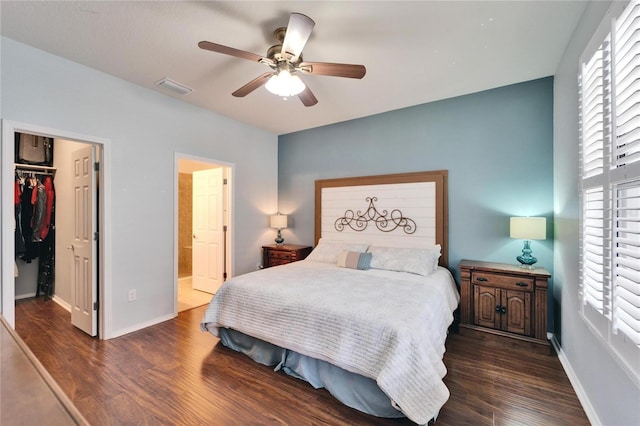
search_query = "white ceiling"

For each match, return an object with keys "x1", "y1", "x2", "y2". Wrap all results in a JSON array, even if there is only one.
[{"x1": 0, "y1": 1, "x2": 587, "y2": 135}]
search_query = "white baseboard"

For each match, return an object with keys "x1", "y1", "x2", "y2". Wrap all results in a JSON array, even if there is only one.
[
  {"x1": 51, "y1": 296, "x2": 71, "y2": 312},
  {"x1": 15, "y1": 292, "x2": 36, "y2": 300},
  {"x1": 550, "y1": 334, "x2": 602, "y2": 426}
]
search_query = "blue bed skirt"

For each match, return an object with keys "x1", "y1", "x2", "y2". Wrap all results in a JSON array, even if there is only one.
[{"x1": 219, "y1": 328, "x2": 406, "y2": 419}]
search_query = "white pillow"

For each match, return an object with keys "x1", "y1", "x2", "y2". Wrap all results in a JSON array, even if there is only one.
[
  {"x1": 306, "y1": 238, "x2": 370, "y2": 263},
  {"x1": 368, "y1": 245, "x2": 441, "y2": 276}
]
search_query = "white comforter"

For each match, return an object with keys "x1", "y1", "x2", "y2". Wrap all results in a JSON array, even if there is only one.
[{"x1": 201, "y1": 260, "x2": 459, "y2": 424}]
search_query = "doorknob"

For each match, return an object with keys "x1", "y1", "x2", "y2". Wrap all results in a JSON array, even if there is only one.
[
  {"x1": 192, "y1": 234, "x2": 197, "y2": 239},
  {"x1": 67, "y1": 245, "x2": 75, "y2": 251}
]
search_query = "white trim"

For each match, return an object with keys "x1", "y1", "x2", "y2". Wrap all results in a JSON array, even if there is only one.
[
  {"x1": 580, "y1": 308, "x2": 640, "y2": 388},
  {"x1": 1, "y1": 120, "x2": 112, "y2": 340},
  {"x1": 14, "y1": 293, "x2": 37, "y2": 300},
  {"x1": 52, "y1": 295, "x2": 71, "y2": 313},
  {"x1": 550, "y1": 335, "x2": 603, "y2": 426}
]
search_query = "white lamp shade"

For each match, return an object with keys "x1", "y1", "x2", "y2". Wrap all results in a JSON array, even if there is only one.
[
  {"x1": 270, "y1": 214, "x2": 288, "y2": 229},
  {"x1": 510, "y1": 217, "x2": 546, "y2": 240}
]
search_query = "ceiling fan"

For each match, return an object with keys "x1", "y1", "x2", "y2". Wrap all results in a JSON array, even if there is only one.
[{"x1": 198, "y1": 13, "x2": 366, "y2": 107}]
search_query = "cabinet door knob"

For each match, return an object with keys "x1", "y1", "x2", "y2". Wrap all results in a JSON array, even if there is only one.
[
  {"x1": 495, "y1": 305, "x2": 502, "y2": 312},
  {"x1": 501, "y1": 306, "x2": 507, "y2": 314},
  {"x1": 477, "y1": 277, "x2": 488, "y2": 282},
  {"x1": 516, "y1": 282, "x2": 529, "y2": 287}
]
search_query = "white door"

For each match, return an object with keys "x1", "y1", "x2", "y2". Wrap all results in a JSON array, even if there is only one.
[
  {"x1": 192, "y1": 168, "x2": 224, "y2": 294},
  {"x1": 71, "y1": 145, "x2": 97, "y2": 336}
]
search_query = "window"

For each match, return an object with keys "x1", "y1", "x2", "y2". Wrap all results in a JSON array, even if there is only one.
[{"x1": 579, "y1": 0, "x2": 640, "y2": 385}]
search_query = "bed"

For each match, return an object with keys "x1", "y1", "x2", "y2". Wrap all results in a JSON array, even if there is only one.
[{"x1": 201, "y1": 171, "x2": 459, "y2": 424}]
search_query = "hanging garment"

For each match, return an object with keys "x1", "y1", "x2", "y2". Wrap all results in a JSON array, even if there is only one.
[
  {"x1": 37, "y1": 228, "x2": 55, "y2": 299},
  {"x1": 40, "y1": 176, "x2": 55, "y2": 240},
  {"x1": 30, "y1": 179, "x2": 47, "y2": 243},
  {"x1": 14, "y1": 178, "x2": 26, "y2": 255},
  {"x1": 38, "y1": 177, "x2": 56, "y2": 299},
  {"x1": 20, "y1": 182, "x2": 38, "y2": 262}
]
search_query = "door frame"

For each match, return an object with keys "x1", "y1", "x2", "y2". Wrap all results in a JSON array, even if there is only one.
[
  {"x1": 1, "y1": 120, "x2": 112, "y2": 338},
  {"x1": 174, "y1": 153, "x2": 234, "y2": 314}
]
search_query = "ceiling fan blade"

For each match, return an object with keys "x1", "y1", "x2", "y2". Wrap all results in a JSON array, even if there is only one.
[
  {"x1": 299, "y1": 62, "x2": 366, "y2": 79},
  {"x1": 232, "y1": 72, "x2": 272, "y2": 97},
  {"x1": 198, "y1": 41, "x2": 264, "y2": 63},
  {"x1": 281, "y1": 13, "x2": 315, "y2": 62},
  {"x1": 298, "y1": 86, "x2": 318, "y2": 107}
]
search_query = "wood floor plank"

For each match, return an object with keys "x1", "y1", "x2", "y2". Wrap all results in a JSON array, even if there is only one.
[{"x1": 13, "y1": 298, "x2": 589, "y2": 425}]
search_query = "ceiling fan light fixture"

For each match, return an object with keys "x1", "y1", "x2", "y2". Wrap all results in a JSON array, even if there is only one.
[
  {"x1": 265, "y1": 69, "x2": 305, "y2": 97},
  {"x1": 198, "y1": 12, "x2": 364, "y2": 106}
]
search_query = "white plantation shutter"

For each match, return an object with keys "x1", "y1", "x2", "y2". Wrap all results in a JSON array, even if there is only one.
[
  {"x1": 613, "y1": 182, "x2": 640, "y2": 344},
  {"x1": 582, "y1": 187, "x2": 606, "y2": 311},
  {"x1": 580, "y1": 44, "x2": 605, "y2": 179},
  {"x1": 579, "y1": 0, "x2": 640, "y2": 384},
  {"x1": 612, "y1": 1, "x2": 640, "y2": 345},
  {"x1": 580, "y1": 39, "x2": 611, "y2": 315},
  {"x1": 614, "y1": 2, "x2": 640, "y2": 170}
]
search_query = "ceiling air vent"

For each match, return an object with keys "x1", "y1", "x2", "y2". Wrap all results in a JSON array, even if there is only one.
[{"x1": 155, "y1": 77, "x2": 192, "y2": 95}]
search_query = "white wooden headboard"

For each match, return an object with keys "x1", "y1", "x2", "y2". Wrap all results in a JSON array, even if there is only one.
[{"x1": 315, "y1": 171, "x2": 448, "y2": 267}]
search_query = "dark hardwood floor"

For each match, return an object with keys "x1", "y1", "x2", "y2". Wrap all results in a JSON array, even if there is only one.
[{"x1": 14, "y1": 298, "x2": 589, "y2": 425}]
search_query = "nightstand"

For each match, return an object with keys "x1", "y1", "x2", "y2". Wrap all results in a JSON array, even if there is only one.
[
  {"x1": 458, "y1": 260, "x2": 551, "y2": 348},
  {"x1": 262, "y1": 244, "x2": 313, "y2": 268}
]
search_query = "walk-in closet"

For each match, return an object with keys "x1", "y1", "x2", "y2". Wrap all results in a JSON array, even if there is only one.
[{"x1": 14, "y1": 133, "x2": 99, "y2": 336}]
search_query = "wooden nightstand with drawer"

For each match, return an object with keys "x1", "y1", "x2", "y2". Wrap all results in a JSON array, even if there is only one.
[
  {"x1": 262, "y1": 244, "x2": 313, "y2": 268},
  {"x1": 458, "y1": 260, "x2": 551, "y2": 349}
]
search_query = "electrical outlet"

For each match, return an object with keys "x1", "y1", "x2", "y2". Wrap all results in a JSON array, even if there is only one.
[{"x1": 128, "y1": 289, "x2": 137, "y2": 302}]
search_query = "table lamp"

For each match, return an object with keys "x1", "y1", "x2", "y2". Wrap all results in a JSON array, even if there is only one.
[
  {"x1": 270, "y1": 214, "x2": 288, "y2": 245},
  {"x1": 510, "y1": 217, "x2": 546, "y2": 269}
]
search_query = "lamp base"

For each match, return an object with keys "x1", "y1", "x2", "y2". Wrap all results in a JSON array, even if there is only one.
[
  {"x1": 516, "y1": 240, "x2": 537, "y2": 269},
  {"x1": 517, "y1": 263, "x2": 537, "y2": 270},
  {"x1": 274, "y1": 229, "x2": 284, "y2": 245}
]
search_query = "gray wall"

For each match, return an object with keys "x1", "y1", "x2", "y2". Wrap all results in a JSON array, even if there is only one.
[
  {"x1": 278, "y1": 77, "x2": 555, "y2": 280},
  {"x1": 1, "y1": 37, "x2": 278, "y2": 337},
  {"x1": 554, "y1": 1, "x2": 640, "y2": 425}
]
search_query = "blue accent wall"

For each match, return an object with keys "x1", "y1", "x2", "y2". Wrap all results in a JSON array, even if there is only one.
[{"x1": 278, "y1": 77, "x2": 554, "y2": 280}]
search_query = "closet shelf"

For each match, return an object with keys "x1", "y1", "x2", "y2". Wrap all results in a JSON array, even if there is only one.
[{"x1": 14, "y1": 164, "x2": 56, "y2": 175}]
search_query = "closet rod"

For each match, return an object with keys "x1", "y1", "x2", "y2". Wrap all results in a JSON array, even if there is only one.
[
  {"x1": 15, "y1": 165, "x2": 56, "y2": 177},
  {"x1": 15, "y1": 164, "x2": 56, "y2": 172}
]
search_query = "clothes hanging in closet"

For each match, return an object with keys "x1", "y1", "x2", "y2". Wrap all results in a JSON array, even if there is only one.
[
  {"x1": 18, "y1": 176, "x2": 37, "y2": 262},
  {"x1": 40, "y1": 176, "x2": 55, "y2": 240},
  {"x1": 36, "y1": 175, "x2": 56, "y2": 299},
  {"x1": 15, "y1": 173, "x2": 55, "y2": 262},
  {"x1": 30, "y1": 178, "x2": 46, "y2": 242},
  {"x1": 14, "y1": 178, "x2": 26, "y2": 256},
  {"x1": 14, "y1": 170, "x2": 56, "y2": 298}
]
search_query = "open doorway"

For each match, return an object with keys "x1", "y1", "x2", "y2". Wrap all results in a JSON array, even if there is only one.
[
  {"x1": 2, "y1": 120, "x2": 110, "y2": 337},
  {"x1": 175, "y1": 155, "x2": 232, "y2": 313}
]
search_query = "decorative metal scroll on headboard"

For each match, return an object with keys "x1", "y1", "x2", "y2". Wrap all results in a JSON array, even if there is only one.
[{"x1": 334, "y1": 196, "x2": 417, "y2": 234}]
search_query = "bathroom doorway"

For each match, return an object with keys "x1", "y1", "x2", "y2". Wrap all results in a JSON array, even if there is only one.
[{"x1": 175, "y1": 155, "x2": 233, "y2": 312}]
